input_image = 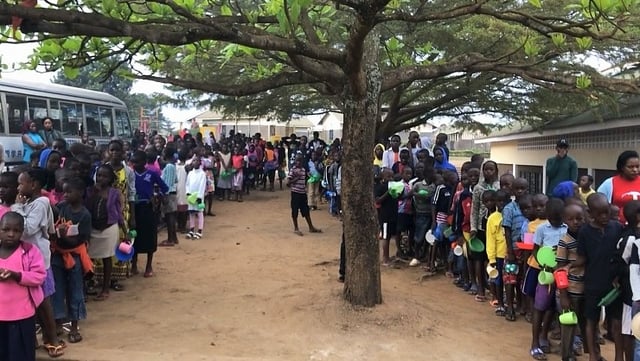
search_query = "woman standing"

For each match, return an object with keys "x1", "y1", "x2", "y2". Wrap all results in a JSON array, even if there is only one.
[
  {"x1": 21, "y1": 120, "x2": 46, "y2": 163},
  {"x1": 38, "y1": 117, "x2": 63, "y2": 148},
  {"x1": 597, "y1": 150, "x2": 640, "y2": 223}
]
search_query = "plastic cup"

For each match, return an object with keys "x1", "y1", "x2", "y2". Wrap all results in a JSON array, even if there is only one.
[
  {"x1": 468, "y1": 237, "x2": 485, "y2": 253},
  {"x1": 523, "y1": 232, "x2": 534, "y2": 244},
  {"x1": 486, "y1": 264, "x2": 499, "y2": 279},
  {"x1": 425, "y1": 230, "x2": 436, "y2": 245},
  {"x1": 538, "y1": 270, "x2": 555, "y2": 285},
  {"x1": 187, "y1": 193, "x2": 199, "y2": 205},
  {"x1": 554, "y1": 269, "x2": 569, "y2": 290},
  {"x1": 504, "y1": 263, "x2": 519, "y2": 275},
  {"x1": 453, "y1": 245, "x2": 463, "y2": 256},
  {"x1": 537, "y1": 246, "x2": 557, "y2": 268},
  {"x1": 443, "y1": 227, "x2": 453, "y2": 238},
  {"x1": 559, "y1": 310, "x2": 578, "y2": 325}
]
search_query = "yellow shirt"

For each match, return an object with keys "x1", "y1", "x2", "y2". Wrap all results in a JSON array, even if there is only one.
[
  {"x1": 486, "y1": 211, "x2": 507, "y2": 264},
  {"x1": 579, "y1": 188, "x2": 595, "y2": 205}
]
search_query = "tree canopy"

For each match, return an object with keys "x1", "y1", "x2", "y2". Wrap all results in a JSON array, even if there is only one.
[{"x1": 2, "y1": 0, "x2": 640, "y2": 137}]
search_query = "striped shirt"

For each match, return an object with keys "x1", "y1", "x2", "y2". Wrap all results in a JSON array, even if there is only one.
[
  {"x1": 556, "y1": 232, "x2": 584, "y2": 295},
  {"x1": 162, "y1": 162, "x2": 177, "y2": 193},
  {"x1": 502, "y1": 200, "x2": 526, "y2": 245},
  {"x1": 288, "y1": 166, "x2": 307, "y2": 194}
]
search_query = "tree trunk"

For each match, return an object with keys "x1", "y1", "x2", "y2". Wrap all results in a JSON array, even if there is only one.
[{"x1": 341, "y1": 31, "x2": 383, "y2": 307}]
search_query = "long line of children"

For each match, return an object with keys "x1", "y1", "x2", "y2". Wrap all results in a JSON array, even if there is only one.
[{"x1": 375, "y1": 141, "x2": 640, "y2": 361}]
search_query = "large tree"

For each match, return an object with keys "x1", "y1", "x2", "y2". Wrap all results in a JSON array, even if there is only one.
[{"x1": 2, "y1": 0, "x2": 640, "y2": 306}]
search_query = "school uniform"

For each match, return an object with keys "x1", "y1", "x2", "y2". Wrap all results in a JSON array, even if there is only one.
[{"x1": 134, "y1": 169, "x2": 169, "y2": 254}]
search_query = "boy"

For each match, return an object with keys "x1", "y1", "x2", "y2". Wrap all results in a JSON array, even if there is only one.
[
  {"x1": 376, "y1": 169, "x2": 397, "y2": 266},
  {"x1": 576, "y1": 193, "x2": 624, "y2": 361},
  {"x1": 160, "y1": 146, "x2": 179, "y2": 247},
  {"x1": 578, "y1": 175, "x2": 595, "y2": 205},
  {"x1": 395, "y1": 166, "x2": 415, "y2": 261},
  {"x1": 288, "y1": 153, "x2": 321, "y2": 236},
  {"x1": 392, "y1": 149, "x2": 412, "y2": 178},
  {"x1": 410, "y1": 163, "x2": 435, "y2": 267},
  {"x1": 486, "y1": 190, "x2": 509, "y2": 316},
  {"x1": 382, "y1": 134, "x2": 401, "y2": 170},
  {"x1": 431, "y1": 170, "x2": 456, "y2": 275}
]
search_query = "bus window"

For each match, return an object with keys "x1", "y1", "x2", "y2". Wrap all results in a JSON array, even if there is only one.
[
  {"x1": 84, "y1": 104, "x2": 101, "y2": 137},
  {"x1": 27, "y1": 98, "x2": 48, "y2": 125},
  {"x1": 48, "y1": 101, "x2": 64, "y2": 134},
  {"x1": 115, "y1": 109, "x2": 131, "y2": 138},
  {"x1": 60, "y1": 102, "x2": 81, "y2": 136},
  {"x1": 6, "y1": 94, "x2": 27, "y2": 134},
  {"x1": 98, "y1": 107, "x2": 113, "y2": 137}
]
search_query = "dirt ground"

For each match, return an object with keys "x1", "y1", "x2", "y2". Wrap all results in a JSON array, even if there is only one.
[{"x1": 44, "y1": 190, "x2": 614, "y2": 361}]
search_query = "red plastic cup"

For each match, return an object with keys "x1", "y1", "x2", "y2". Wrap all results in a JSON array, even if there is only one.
[{"x1": 554, "y1": 269, "x2": 569, "y2": 290}]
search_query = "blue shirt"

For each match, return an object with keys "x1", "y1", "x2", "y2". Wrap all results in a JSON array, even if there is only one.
[
  {"x1": 533, "y1": 221, "x2": 568, "y2": 248},
  {"x1": 161, "y1": 163, "x2": 177, "y2": 193},
  {"x1": 502, "y1": 200, "x2": 526, "y2": 245},
  {"x1": 134, "y1": 169, "x2": 169, "y2": 202}
]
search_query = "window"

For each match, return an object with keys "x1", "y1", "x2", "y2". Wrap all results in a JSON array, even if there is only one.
[
  {"x1": 115, "y1": 109, "x2": 131, "y2": 138},
  {"x1": 99, "y1": 107, "x2": 113, "y2": 137},
  {"x1": 60, "y1": 102, "x2": 82, "y2": 136},
  {"x1": 27, "y1": 98, "x2": 48, "y2": 126},
  {"x1": 6, "y1": 94, "x2": 27, "y2": 134},
  {"x1": 518, "y1": 165, "x2": 543, "y2": 194},
  {"x1": 48, "y1": 101, "x2": 64, "y2": 134},
  {"x1": 84, "y1": 104, "x2": 100, "y2": 137},
  {"x1": 594, "y1": 169, "x2": 617, "y2": 189}
]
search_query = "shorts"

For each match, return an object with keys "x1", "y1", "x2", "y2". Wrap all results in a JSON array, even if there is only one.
[
  {"x1": 522, "y1": 267, "x2": 540, "y2": 297},
  {"x1": 163, "y1": 194, "x2": 178, "y2": 214},
  {"x1": 584, "y1": 289, "x2": 623, "y2": 322},
  {"x1": 379, "y1": 221, "x2": 397, "y2": 241},
  {"x1": 622, "y1": 303, "x2": 633, "y2": 335},
  {"x1": 413, "y1": 213, "x2": 431, "y2": 244},
  {"x1": 492, "y1": 258, "x2": 504, "y2": 287},
  {"x1": 534, "y1": 283, "x2": 556, "y2": 311},
  {"x1": 397, "y1": 213, "x2": 414, "y2": 234},
  {"x1": 291, "y1": 192, "x2": 310, "y2": 218}
]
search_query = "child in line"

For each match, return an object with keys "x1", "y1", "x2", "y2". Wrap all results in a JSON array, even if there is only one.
[
  {"x1": 288, "y1": 153, "x2": 321, "y2": 236},
  {"x1": 522, "y1": 194, "x2": 547, "y2": 322},
  {"x1": 395, "y1": 167, "x2": 415, "y2": 260},
  {"x1": 185, "y1": 156, "x2": 207, "y2": 240},
  {"x1": 410, "y1": 163, "x2": 435, "y2": 268},
  {"x1": 231, "y1": 146, "x2": 244, "y2": 202},
  {"x1": 0, "y1": 212, "x2": 46, "y2": 361},
  {"x1": 471, "y1": 189, "x2": 493, "y2": 302},
  {"x1": 502, "y1": 177, "x2": 530, "y2": 321},
  {"x1": 52, "y1": 178, "x2": 93, "y2": 344},
  {"x1": 557, "y1": 202, "x2": 587, "y2": 360},
  {"x1": 486, "y1": 190, "x2": 509, "y2": 316},
  {"x1": 160, "y1": 147, "x2": 179, "y2": 247},
  {"x1": 13, "y1": 168, "x2": 64, "y2": 356},
  {"x1": 203, "y1": 148, "x2": 216, "y2": 215},
  {"x1": 86, "y1": 164, "x2": 125, "y2": 300},
  {"x1": 176, "y1": 150, "x2": 189, "y2": 232},
  {"x1": 431, "y1": 171, "x2": 456, "y2": 275},
  {"x1": 578, "y1": 175, "x2": 595, "y2": 205},
  {"x1": 131, "y1": 151, "x2": 169, "y2": 277},
  {"x1": 376, "y1": 169, "x2": 397, "y2": 266},
  {"x1": 530, "y1": 198, "x2": 567, "y2": 360},
  {"x1": 0, "y1": 172, "x2": 18, "y2": 218},
  {"x1": 451, "y1": 171, "x2": 473, "y2": 289},
  {"x1": 576, "y1": 193, "x2": 624, "y2": 361}
]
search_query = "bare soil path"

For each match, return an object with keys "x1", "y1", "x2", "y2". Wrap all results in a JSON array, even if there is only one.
[{"x1": 45, "y1": 190, "x2": 612, "y2": 361}]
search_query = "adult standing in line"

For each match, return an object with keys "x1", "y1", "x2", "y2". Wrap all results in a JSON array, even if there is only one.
[
  {"x1": 597, "y1": 150, "x2": 640, "y2": 223},
  {"x1": 406, "y1": 130, "x2": 433, "y2": 166},
  {"x1": 310, "y1": 131, "x2": 327, "y2": 152},
  {"x1": 546, "y1": 139, "x2": 577, "y2": 196},
  {"x1": 38, "y1": 116, "x2": 64, "y2": 148},
  {"x1": 21, "y1": 120, "x2": 46, "y2": 163},
  {"x1": 381, "y1": 134, "x2": 401, "y2": 170}
]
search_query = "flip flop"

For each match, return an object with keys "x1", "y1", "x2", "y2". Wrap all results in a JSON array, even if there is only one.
[
  {"x1": 309, "y1": 228, "x2": 322, "y2": 233},
  {"x1": 68, "y1": 332, "x2": 83, "y2": 344},
  {"x1": 144, "y1": 271, "x2": 154, "y2": 278},
  {"x1": 43, "y1": 343, "x2": 65, "y2": 358},
  {"x1": 530, "y1": 347, "x2": 546, "y2": 360}
]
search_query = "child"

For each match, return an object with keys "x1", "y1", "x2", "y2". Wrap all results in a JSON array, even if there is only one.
[
  {"x1": 396, "y1": 166, "x2": 415, "y2": 261},
  {"x1": 451, "y1": 171, "x2": 473, "y2": 288},
  {"x1": 410, "y1": 163, "x2": 435, "y2": 268},
  {"x1": 530, "y1": 198, "x2": 567, "y2": 360},
  {"x1": 176, "y1": 149, "x2": 189, "y2": 232},
  {"x1": 12, "y1": 168, "x2": 64, "y2": 355},
  {"x1": 288, "y1": 153, "x2": 321, "y2": 236},
  {"x1": 470, "y1": 161, "x2": 500, "y2": 241},
  {"x1": 557, "y1": 203, "x2": 587, "y2": 360},
  {"x1": 376, "y1": 169, "x2": 397, "y2": 266},
  {"x1": 307, "y1": 150, "x2": 323, "y2": 211},
  {"x1": 0, "y1": 212, "x2": 46, "y2": 361},
  {"x1": 160, "y1": 147, "x2": 179, "y2": 247},
  {"x1": 431, "y1": 170, "x2": 456, "y2": 275},
  {"x1": 471, "y1": 188, "x2": 494, "y2": 302},
  {"x1": 391, "y1": 148, "x2": 412, "y2": 178},
  {"x1": 501, "y1": 177, "x2": 530, "y2": 321},
  {"x1": 578, "y1": 175, "x2": 595, "y2": 205},
  {"x1": 86, "y1": 164, "x2": 125, "y2": 300},
  {"x1": 203, "y1": 148, "x2": 216, "y2": 216},
  {"x1": 131, "y1": 150, "x2": 169, "y2": 277},
  {"x1": 0, "y1": 171, "x2": 18, "y2": 218},
  {"x1": 522, "y1": 194, "x2": 548, "y2": 320},
  {"x1": 185, "y1": 156, "x2": 207, "y2": 240},
  {"x1": 500, "y1": 173, "x2": 515, "y2": 198},
  {"x1": 486, "y1": 190, "x2": 509, "y2": 316},
  {"x1": 231, "y1": 145, "x2": 244, "y2": 202},
  {"x1": 576, "y1": 193, "x2": 624, "y2": 361},
  {"x1": 51, "y1": 178, "x2": 93, "y2": 344}
]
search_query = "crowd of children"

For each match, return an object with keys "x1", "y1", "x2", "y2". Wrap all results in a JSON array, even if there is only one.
[
  {"x1": 372, "y1": 135, "x2": 640, "y2": 361},
  {"x1": 0, "y1": 128, "x2": 342, "y2": 360}
]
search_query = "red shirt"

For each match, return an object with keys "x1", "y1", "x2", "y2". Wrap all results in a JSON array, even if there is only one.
[{"x1": 611, "y1": 175, "x2": 640, "y2": 223}]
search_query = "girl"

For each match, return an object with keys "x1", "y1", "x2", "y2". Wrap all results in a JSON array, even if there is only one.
[
  {"x1": 470, "y1": 161, "x2": 500, "y2": 241},
  {"x1": 231, "y1": 146, "x2": 245, "y2": 202},
  {"x1": 131, "y1": 151, "x2": 168, "y2": 277},
  {"x1": 0, "y1": 171, "x2": 19, "y2": 219},
  {"x1": 52, "y1": 178, "x2": 92, "y2": 344},
  {"x1": 12, "y1": 168, "x2": 64, "y2": 355},
  {"x1": 215, "y1": 144, "x2": 232, "y2": 200},
  {"x1": 104, "y1": 140, "x2": 136, "y2": 291},
  {"x1": 203, "y1": 148, "x2": 216, "y2": 216},
  {"x1": 86, "y1": 164, "x2": 124, "y2": 300},
  {"x1": 263, "y1": 142, "x2": 278, "y2": 192},
  {"x1": 159, "y1": 147, "x2": 179, "y2": 247},
  {"x1": 185, "y1": 156, "x2": 207, "y2": 240},
  {"x1": 0, "y1": 211, "x2": 46, "y2": 361},
  {"x1": 176, "y1": 149, "x2": 189, "y2": 232},
  {"x1": 38, "y1": 149, "x2": 62, "y2": 191},
  {"x1": 245, "y1": 144, "x2": 259, "y2": 194}
]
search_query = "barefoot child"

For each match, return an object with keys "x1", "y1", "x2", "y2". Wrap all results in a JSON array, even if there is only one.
[
  {"x1": 52, "y1": 178, "x2": 93, "y2": 344},
  {"x1": 12, "y1": 168, "x2": 64, "y2": 356},
  {"x1": 288, "y1": 153, "x2": 321, "y2": 236},
  {"x1": 86, "y1": 164, "x2": 124, "y2": 300},
  {"x1": 486, "y1": 190, "x2": 509, "y2": 316},
  {"x1": 185, "y1": 156, "x2": 207, "y2": 240},
  {"x1": 0, "y1": 212, "x2": 46, "y2": 361}
]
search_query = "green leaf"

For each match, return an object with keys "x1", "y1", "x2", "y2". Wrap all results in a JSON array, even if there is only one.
[
  {"x1": 576, "y1": 74, "x2": 592, "y2": 89},
  {"x1": 387, "y1": 37, "x2": 401, "y2": 51},
  {"x1": 220, "y1": 5, "x2": 233, "y2": 16},
  {"x1": 102, "y1": 0, "x2": 116, "y2": 14},
  {"x1": 529, "y1": 0, "x2": 542, "y2": 8},
  {"x1": 523, "y1": 37, "x2": 540, "y2": 57},
  {"x1": 576, "y1": 37, "x2": 592, "y2": 50},
  {"x1": 63, "y1": 66, "x2": 80, "y2": 80},
  {"x1": 62, "y1": 38, "x2": 81, "y2": 52},
  {"x1": 550, "y1": 33, "x2": 566, "y2": 47}
]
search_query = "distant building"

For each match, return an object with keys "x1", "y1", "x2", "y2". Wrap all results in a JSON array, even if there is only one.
[
  {"x1": 312, "y1": 112, "x2": 343, "y2": 143},
  {"x1": 475, "y1": 100, "x2": 640, "y2": 194}
]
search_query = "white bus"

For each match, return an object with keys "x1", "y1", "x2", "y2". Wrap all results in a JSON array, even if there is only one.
[{"x1": 0, "y1": 78, "x2": 132, "y2": 164}]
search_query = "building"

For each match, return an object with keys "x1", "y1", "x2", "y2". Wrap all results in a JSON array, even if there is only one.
[
  {"x1": 312, "y1": 111, "x2": 343, "y2": 142},
  {"x1": 475, "y1": 100, "x2": 640, "y2": 194},
  {"x1": 188, "y1": 110, "x2": 314, "y2": 141}
]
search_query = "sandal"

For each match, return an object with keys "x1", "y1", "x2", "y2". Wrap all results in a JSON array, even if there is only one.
[
  {"x1": 43, "y1": 343, "x2": 65, "y2": 358},
  {"x1": 530, "y1": 347, "x2": 547, "y2": 360},
  {"x1": 505, "y1": 308, "x2": 517, "y2": 322},
  {"x1": 475, "y1": 295, "x2": 487, "y2": 302},
  {"x1": 495, "y1": 306, "x2": 506, "y2": 316},
  {"x1": 110, "y1": 280, "x2": 124, "y2": 291},
  {"x1": 309, "y1": 228, "x2": 322, "y2": 233},
  {"x1": 538, "y1": 340, "x2": 551, "y2": 354},
  {"x1": 68, "y1": 331, "x2": 83, "y2": 343}
]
